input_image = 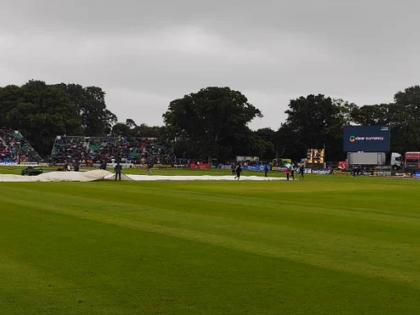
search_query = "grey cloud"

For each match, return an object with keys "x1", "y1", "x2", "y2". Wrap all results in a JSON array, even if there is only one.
[{"x1": 1, "y1": 0, "x2": 420, "y2": 130}]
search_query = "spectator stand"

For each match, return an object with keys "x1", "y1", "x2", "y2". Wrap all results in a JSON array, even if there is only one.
[
  {"x1": 50, "y1": 135, "x2": 173, "y2": 166},
  {"x1": 0, "y1": 129, "x2": 41, "y2": 164}
]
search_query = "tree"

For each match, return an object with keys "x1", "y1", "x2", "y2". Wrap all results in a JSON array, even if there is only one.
[
  {"x1": 350, "y1": 86, "x2": 420, "y2": 153},
  {"x1": 110, "y1": 120, "x2": 167, "y2": 139},
  {"x1": 253, "y1": 128, "x2": 276, "y2": 160},
  {"x1": 350, "y1": 104, "x2": 389, "y2": 126},
  {"x1": 111, "y1": 123, "x2": 131, "y2": 136},
  {"x1": 0, "y1": 80, "x2": 117, "y2": 157},
  {"x1": 277, "y1": 95, "x2": 353, "y2": 161},
  {"x1": 0, "y1": 81, "x2": 82, "y2": 156},
  {"x1": 63, "y1": 84, "x2": 117, "y2": 136},
  {"x1": 125, "y1": 119, "x2": 137, "y2": 129},
  {"x1": 131, "y1": 124, "x2": 165, "y2": 138},
  {"x1": 163, "y1": 87, "x2": 262, "y2": 161}
]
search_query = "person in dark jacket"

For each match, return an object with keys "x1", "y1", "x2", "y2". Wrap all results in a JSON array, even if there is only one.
[
  {"x1": 235, "y1": 163, "x2": 242, "y2": 180},
  {"x1": 299, "y1": 165, "x2": 305, "y2": 179},
  {"x1": 264, "y1": 163, "x2": 269, "y2": 177},
  {"x1": 231, "y1": 163, "x2": 236, "y2": 175},
  {"x1": 114, "y1": 162, "x2": 122, "y2": 181},
  {"x1": 73, "y1": 160, "x2": 80, "y2": 172},
  {"x1": 100, "y1": 160, "x2": 107, "y2": 170}
]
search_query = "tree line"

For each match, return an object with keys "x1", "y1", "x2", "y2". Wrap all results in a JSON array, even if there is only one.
[
  {"x1": 0, "y1": 81, "x2": 116, "y2": 156},
  {"x1": 1, "y1": 80, "x2": 419, "y2": 161}
]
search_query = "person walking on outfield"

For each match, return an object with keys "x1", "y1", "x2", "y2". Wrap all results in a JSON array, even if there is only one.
[
  {"x1": 264, "y1": 163, "x2": 269, "y2": 177},
  {"x1": 146, "y1": 158, "x2": 154, "y2": 175},
  {"x1": 114, "y1": 161, "x2": 122, "y2": 181},
  {"x1": 286, "y1": 166, "x2": 290, "y2": 181},
  {"x1": 299, "y1": 165, "x2": 305, "y2": 179},
  {"x1": 235, "y1": 163, "x2": 242, "y2": 180}
]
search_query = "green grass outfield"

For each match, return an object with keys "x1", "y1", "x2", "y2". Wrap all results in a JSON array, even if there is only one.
[{"x1": 1, "y1": 175, "x2": 420, "y2": 314}]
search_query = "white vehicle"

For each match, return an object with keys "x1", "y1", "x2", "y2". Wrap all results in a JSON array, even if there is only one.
[
  {"x1": 390, "y1": 152, "x2": 402, "y2": 169},
  {"x1": 347, "y1": 152, "x2": 386, "y2": 165}
]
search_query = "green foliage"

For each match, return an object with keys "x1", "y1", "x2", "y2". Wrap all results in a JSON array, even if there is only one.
[
  {"x1": 252, "y1": 128, "x2": 276, "y2": 160},
  {"x1": 0, "y1": 81, "x2": 117, "y2": 156},
  {"x1": 390, "y1": 86, "x2": 420, "y2": 152},
  {"x1": 350, "y1": 86, "x2": 420, "y2": 153},
  {"x1": 277, "y1": 95, "x2": 353, "y2": 161},
  {"x1": 163, "y1": 87, "x2": 262, "y2": 161},
  {"x1": 111, "y1": 122, "x2": 131, "y2": 136},
  {"x1": 350, "y1": 104, "x2": 389, "y2": 126},
  {"x1": 3, "y1": 80, "x2": 420, "y2": 162},
  {"x1": 63, "y1": 84, "x2": 117, "y2": 136},
  {"x1": 112, "y1": 122, "x2": 166, "y2": 139}
]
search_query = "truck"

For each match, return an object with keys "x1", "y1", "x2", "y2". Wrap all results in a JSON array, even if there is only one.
[
  {"x1": 347, "y1": 152, "x2": 386, "y2": 165},
  {"x1": 404, "y1": 152, "x2": 420, "y2": 171},
  {"x1": 387, "y1": 152, "x2": 420, "y2": 172},
  {"x1": 390, "y1": 152, "x2": 402, "y2": 169}
]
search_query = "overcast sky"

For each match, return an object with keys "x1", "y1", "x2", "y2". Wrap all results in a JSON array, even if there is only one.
[{"x1": 1, "y1": 0, "x2": 419, "y2": 129}]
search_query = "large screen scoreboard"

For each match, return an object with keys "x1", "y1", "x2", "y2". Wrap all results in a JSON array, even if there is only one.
[{"x1": 343, "y1": 126, "x2": 390, "y2": 152}]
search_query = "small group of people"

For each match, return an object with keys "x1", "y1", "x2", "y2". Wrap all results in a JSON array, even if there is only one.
[
  {"x1": 62, "y1": 158, "x2": 307, "y2": 182},
  {"x1": 62, "y1": 160, "x2": 80, "y2": 172},
  {"x1": 230, "y1": 161, "x2": 305, "y2": 181},
  {"x1": 285, "y1": 164, "x2": 305, "y2": 181},
  {"x1": 351, "y1": 166, "x2": 364, "y2": 176}
]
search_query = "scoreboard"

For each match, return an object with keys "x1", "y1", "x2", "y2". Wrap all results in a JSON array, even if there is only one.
[{"x1": 343, "y1": 126, "x2": 390, "y2": 152}]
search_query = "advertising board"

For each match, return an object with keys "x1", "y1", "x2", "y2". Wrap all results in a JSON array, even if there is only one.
[{"x1": 343, "y1": 126, "x2": 390, "y2": 152}]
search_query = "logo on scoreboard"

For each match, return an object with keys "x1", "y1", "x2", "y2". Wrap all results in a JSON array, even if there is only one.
[{"x1": 348, "y1": 136, "x2": 385, "y2": 144}]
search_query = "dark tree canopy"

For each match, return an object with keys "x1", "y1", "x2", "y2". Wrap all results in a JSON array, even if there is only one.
[
  {"x1": 276, "y1": 87, "x2": 420, "y2": 161},
  {"x1": 350, "y1": 86, "x2": 420, "y2": 153},
  {"x1": 163, "y1": 87, "x2": 262, "y2": 161},
  {"x1": 276, "y1": 95, "x2": 353, "y2": 161},
  {"x1": 63, "y1": 84, "x2": 117, "y2": 136},
  {"x1": 2, "y1": 80, "x2": 420, "y2": 163},
  {"x1": 253, "y1": 128, "x2": 276, "y2": 160},
  {"x1": 111, "y1": 121, "x2": 166, "y2": 139},
  {"x1": 0, "y1": 80, "x2": 116, "y2": 156},
  {"x1": 350, "y1": 104, "x2": 389, "y2": 126},
  {"x1": 390, "y1": 86, "x2": 420, "y2": 152},
  {"x1": 111, "y1": 122, "x2": 131, "y2": 137}
]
